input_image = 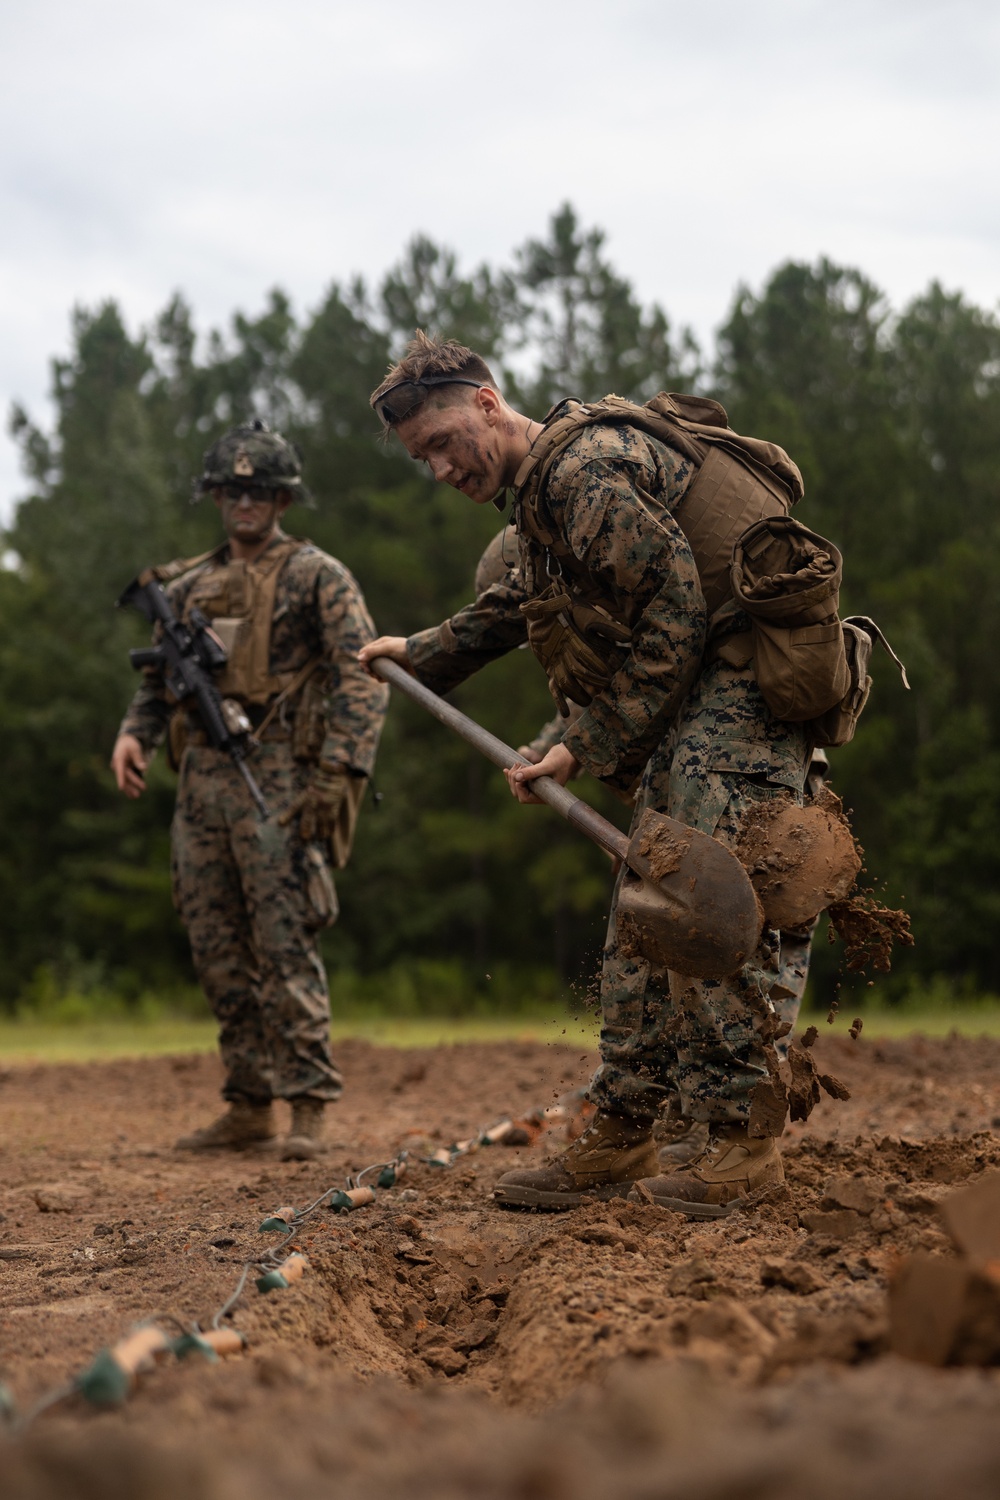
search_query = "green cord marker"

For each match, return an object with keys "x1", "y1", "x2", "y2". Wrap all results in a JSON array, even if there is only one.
[
  {"x1": 259, "y1": 1204, "x2": 298, "y2": 1232},
  {"x1": 257, "y1": 1252, "x2": 308, "y2": 1294},
  {"x1": 76, "y1": 1325, "x2": 169, "y2": 1406}
]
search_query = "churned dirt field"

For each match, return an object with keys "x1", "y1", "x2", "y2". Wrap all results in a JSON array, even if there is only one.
[{"x1": 2, "y1": 1031, "x2": 1000, "y2": 1498}]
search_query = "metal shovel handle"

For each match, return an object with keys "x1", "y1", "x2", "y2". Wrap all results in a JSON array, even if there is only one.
[{"x1": 369, "y1": 658, "x2": 629, "y2": 863}]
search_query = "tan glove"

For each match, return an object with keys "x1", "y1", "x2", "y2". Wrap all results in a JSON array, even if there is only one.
[{"x1": 279, "y1": 762, "x2": 351, "y2": 843}]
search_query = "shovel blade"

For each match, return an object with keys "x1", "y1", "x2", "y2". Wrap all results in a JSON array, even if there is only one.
[{"x1": 617, "y1": 810, "x2": 763, "y2": 979}]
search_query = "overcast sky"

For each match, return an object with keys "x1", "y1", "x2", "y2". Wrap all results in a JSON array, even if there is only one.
[{"x1": 2, "y1": 0, "x2": 998, "y2": 519}]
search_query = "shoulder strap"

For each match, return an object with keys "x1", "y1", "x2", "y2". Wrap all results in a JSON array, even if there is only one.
[
  {"x1": 513, "y1": 393, "x2": 804, "y2": 618},
  {"x1": 514, "y1": 392, "x2": 803, "y2": 545}
]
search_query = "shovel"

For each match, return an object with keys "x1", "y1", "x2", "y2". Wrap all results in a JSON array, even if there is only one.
[{"x1": 370, "y1": 658, "x2": 763, "y2": 979}]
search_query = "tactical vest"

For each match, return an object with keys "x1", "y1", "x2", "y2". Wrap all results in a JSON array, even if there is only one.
[
  {"x1": 513, "y1": 392, "x2": 802, "y2": 616},
  {"x1": 510, "y1": 393, "x2": 905, "y2": 748},
  {"x1": 152, "y1": 534, "x2": 310, "y2": 706},
  {"x1": 511, "y1": 393, "x2": 801, "y2": 717}
]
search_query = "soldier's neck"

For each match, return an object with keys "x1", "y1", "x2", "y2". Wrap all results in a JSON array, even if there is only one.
[{"x1": 227, "y1": 525, "x2": 284, "y2": 564}]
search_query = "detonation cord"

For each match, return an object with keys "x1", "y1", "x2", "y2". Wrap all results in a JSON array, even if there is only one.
[{"x1": 0, "y1": 1098, "x2": 582, "y2": 1432}]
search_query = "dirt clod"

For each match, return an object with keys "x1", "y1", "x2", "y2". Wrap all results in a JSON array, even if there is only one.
[{"x1": 828, "y1": 894, "x2": 914, "y2": 973}]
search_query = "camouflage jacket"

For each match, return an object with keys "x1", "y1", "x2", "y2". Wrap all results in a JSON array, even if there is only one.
[
  {"x1": 119, "y1": 530, "x2": 388, "y2": 775},
  {"x1": 407, "y1": 415, "x2": 705, "y2": 791}
]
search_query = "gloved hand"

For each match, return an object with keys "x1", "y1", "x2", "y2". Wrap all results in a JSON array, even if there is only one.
[{"x1": 279, "y1": 762, "x2": 351, "y2": 843}]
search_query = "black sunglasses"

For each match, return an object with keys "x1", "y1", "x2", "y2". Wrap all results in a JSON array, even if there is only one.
[
  {"x1": 372, "y1": 376, "x2": 485, "y2": 428},
  {"x1": 215, "y1": 483, "x2": 281, "y2": 502}
]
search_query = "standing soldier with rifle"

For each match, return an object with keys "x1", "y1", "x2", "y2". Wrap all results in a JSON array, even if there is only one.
[{"x1": 111, "y1": 421, "x2": 388, "y2": 1159}]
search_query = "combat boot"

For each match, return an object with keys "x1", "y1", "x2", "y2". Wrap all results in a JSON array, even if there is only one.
[
  {"x1": 493, "y1": 1110, "x2": 658, "y2": 1210},
  {"x1": 628, "y1": 1123, "x2": 783, "y2": 1218},
  {"x1": 175, "y1": 1100, "x2": 276, "y2": 1152},
  {"x1": 280, "y1": 1098, "x2": 326, "y2": 1161},
  {"x1": 656, "y1": 1117, "x2": 710, "y2": 1167}
]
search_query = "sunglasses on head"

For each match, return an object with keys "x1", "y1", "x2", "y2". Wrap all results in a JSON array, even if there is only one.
[{"x1": 372, "y1": 375, "x2": 485, "y2": 428}]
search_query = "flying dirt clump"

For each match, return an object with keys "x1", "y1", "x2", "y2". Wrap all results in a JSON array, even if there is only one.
[
  {"x1": 749, "y1": 1023, "x2": 851, "y2": 1137},
  {"x1": 827, "y1": 894, "x2": 914, "y2": 973}
]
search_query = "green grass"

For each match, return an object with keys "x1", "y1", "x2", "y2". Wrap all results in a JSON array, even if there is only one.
[
  {"x1": 825, "y1": 1003, "x2": 1000, "y2": 1040},
  {"x1": 0, "y1": 1011, "x2": 602, "y2": 1064},
  {"x1": 2, "y1": 1000, "x2": 1000, "y2": 1064}
]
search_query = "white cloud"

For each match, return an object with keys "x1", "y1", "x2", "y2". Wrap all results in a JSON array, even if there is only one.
[{"x1": 2, "y1": 0, "x2": 998, "y2": 514}]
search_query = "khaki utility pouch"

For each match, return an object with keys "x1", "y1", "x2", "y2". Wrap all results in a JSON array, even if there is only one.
[
  {"x1": 520, "y1": 583, "x2": 633, "y2": 713},
  {"x1": 731, "y1": 518, "x2": 909, "y2": 745},
  {"x1": 731, "y1": 516, "x2": 849, "y2": 723}
]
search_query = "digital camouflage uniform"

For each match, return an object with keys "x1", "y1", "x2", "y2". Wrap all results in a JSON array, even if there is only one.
[
  {"x1": 410, "y1": 414, "x2": 810, "y2": 1127},
  {"x1": 119, "y1": 531, "x2": 388, "y2": 1105}
]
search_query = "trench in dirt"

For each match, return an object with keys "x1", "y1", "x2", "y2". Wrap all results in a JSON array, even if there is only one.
[{"x1": 2, "y1": 1035, "x2": 1000, "y2": 1499}]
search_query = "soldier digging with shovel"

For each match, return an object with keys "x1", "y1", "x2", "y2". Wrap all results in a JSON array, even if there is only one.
[{"x1": 359, "y1": 332, "x2": 856, "y2": 1218}]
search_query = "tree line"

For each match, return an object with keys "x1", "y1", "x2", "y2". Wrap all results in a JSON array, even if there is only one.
[{"x1": 4, "y1": 205, "x2": 999, "y2": 1013}]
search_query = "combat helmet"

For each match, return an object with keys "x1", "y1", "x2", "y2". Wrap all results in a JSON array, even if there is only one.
[{"x1": 194, "y1": 418, "x2": 313, "y2": 506}]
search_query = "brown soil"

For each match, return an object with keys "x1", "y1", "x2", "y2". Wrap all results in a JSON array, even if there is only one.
[{"x1": 3, "y1": 1033, "x2": 1000, "y2": 1498}]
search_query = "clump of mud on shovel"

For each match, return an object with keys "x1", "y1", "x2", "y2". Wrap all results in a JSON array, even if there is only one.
[
  {"x1": 737, "y1": 786, "x2": 861, "y2": 930},
  {"x1": 736, "y1": 786, "x2": 912, "y2": 972}
]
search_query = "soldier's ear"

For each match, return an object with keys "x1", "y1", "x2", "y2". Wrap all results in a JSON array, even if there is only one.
[{"x1": 477, "y1": 386, "x2": 503, "y2": 425}]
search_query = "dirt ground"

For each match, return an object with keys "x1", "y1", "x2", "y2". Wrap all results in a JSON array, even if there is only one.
[{"x1": 2, "y1": 1030, "x2": 1000, "y2": 1499}]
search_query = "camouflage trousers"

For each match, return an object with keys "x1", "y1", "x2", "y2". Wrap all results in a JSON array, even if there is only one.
[
  {"x1": 589, "y1": 658, "x2": 810, "y2": 1127},
  {"x1": 171, "y1": 742, "x2": 343, "y2": 1105}
]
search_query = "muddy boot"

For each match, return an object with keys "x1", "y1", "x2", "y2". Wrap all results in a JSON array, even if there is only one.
[
  {"x1": 280, "y1": 1099, "x2": 326, "y2": 1161},
  {"x1": 493, "y1": 1110, "x2": 658, "y2": 1211},
  {"x1": 656, "y1": 1117, "x2": 710, "y2": 1167},
  {"x1": 628, "y1": 1123, "x2": 783, "y2": 1219},
  {"x1": 175, "y1": 1100, "x2": 276, "y2": 1152}
]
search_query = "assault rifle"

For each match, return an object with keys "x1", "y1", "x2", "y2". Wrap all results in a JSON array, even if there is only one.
[{"x1": 117, "y1": 573, "x2": 271, "y2": 819}]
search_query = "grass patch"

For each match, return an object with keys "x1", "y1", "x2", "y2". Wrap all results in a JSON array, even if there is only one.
[
  {"x1": 4, "y1": 1002, "x2": 1000, "y2": 1065},
  {"x1": 4, "y1": 968, "x2": 1000, "y2": 1064},
  {"x1": 0, "y1": 1011, "x2": 600, "y2": 1064}
]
